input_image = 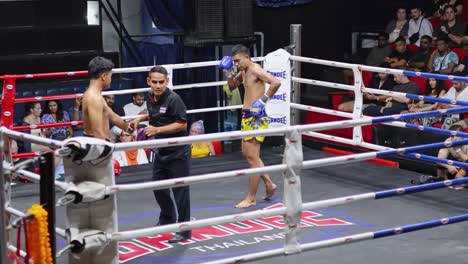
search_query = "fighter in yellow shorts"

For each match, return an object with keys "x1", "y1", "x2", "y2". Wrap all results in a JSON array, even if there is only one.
[
  {"x1": 219, "y1": 44, "x2": 281, "y2": 208},
  {"x1": 241, "y1": 109, "x2": 269, "y2": 142}
]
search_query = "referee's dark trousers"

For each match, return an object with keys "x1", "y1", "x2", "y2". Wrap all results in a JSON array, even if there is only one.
[{"x1": 152, "y1": 145, "x2": 191, "y2": 238}]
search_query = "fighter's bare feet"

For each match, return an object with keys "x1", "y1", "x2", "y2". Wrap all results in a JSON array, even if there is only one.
[
  {"x1": 235, "y1": 199, "x2": 256, "y2": 208},
  {"x1": 263, "y1": 183, "x2": 277, "y2": 200}
]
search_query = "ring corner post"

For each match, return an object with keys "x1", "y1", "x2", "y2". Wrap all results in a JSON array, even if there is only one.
[
  {"x1": 0, "y1": 128, "x2": 10, "y2": 264},
  {"x1": 290, "y1": 24, "x2": 302, "y2": 126},
  {"x1": 282, "y1": 128, "x2": 304, "y2": 255},
  {"x1": 39, "y1": 152, "x2": 56, "y2": 263},
  {"x1": 1, "y1": 76, "x2": 17, "y2": 128}
]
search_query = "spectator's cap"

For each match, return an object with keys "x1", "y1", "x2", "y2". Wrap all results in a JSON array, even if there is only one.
[{"x1": 190, "y1": 120, "x2": 205, "y2": 135}]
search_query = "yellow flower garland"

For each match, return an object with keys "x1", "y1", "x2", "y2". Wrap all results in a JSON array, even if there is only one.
[{"x1": 26, "y1": 204, "x2": 52, "y2": 264}]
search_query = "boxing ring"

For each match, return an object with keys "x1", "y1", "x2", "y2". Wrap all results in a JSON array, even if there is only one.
[{"x1": 2, "y1": 25, "x2": 468, "y2": 263}]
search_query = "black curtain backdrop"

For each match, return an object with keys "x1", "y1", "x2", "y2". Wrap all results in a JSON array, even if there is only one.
[
  {"x1": 143, "y1": 0, "x2": 184, "y2": 32},
  {"x1": 122, "y1": 42, "x2": 218, "y2": 133},
  {"x1": 253, "y1": 0, "x2": 352, "y2": 79}
]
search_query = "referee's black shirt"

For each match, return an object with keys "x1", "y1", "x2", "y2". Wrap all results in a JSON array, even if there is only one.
[{"x1": 147, "y1": 88, "x2": 188, "y2": 159}]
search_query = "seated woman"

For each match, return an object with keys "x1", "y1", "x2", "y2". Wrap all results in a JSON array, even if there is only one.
[
  {"x1": 21, "y1": 102, "x2": 48, "y2": 152},
  {"x1": 112, "y1": 129, "x2": 148, "y2": 167},
  {"x1": 408, "y1": 78, "x2": 447, "y2": 125},
  {"x1": 41, "y1": 100, "x2": 71, "y2": 140},
  {"x1": 41, "y1": 100, "x2": 71, "y2": 180},
  {"x1": 385, "y1": 7, "x2": 408, "y2": 43},
  {"x1": 190, "y1": 120, "x2": 216, "y2": 158},
  {"x1": 338, "y1": 69, "x2": 394, "y2": 113}
]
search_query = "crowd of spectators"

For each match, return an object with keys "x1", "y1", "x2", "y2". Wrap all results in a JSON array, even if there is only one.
[
  {"x1": 14, "y1": 89, "x2": 219, "y2": 176},
  {"x1": 339, "y1": 3, "x2": 468, "y2": 188}
]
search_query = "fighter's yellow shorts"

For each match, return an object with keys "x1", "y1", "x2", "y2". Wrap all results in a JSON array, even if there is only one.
[{"x1": 241, "y1": 109, "x2": 269, "y2": 142}]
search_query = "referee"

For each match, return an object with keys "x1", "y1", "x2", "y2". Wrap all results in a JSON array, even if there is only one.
[{"x1": 131, "y1": 66, "x2": 191, "y2": 243}]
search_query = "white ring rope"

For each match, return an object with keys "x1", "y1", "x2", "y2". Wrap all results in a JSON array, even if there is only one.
[
  {"x1": 100, "y1": 80, "x2": 228, "y2": 98},
  {"x1": 1, "y1": 127, "x2": 63, "y2": 148},
  {"x1": 292, "y1": 76, "x2": 355, "y2": 91},
  {"x1": 5, "y1": 51, "x2": 468, "y2": 264},
  {"x1": 6, "y1": 206, "x2": 66, "y2": 238},
  {"x1": 121, "y1": 105, "x2": 243, "y2": 120},
  {"x1": 15, "y1": 169, "x2": 67, "y2": 191},
  {"x1": 111, "y1": 57, "x2": 264, "y2": 74},
  {"x1": 290, "y1": 103, "x2": 407, "y2": 128}
]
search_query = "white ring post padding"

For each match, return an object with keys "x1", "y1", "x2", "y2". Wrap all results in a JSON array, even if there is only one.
[
  {"x1": 351, "y1": 65, "x2": 364, "y2": 144},
  {"x1": 16, "y1": 169, "x2": 67, "y2": 191},
  {"x1": 0, "y1": 127, "x2": 63, "y2": 149},
  {"x1": 282, "y1": 129, "x2": 303, "y2": 254},
  {"x1": 5, "y1": 206, "x2": 67, "y2": 238}
]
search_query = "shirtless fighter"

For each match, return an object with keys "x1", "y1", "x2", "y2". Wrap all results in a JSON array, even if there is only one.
[
  {"x1": 220, "y1": 44, "x2": 281, "y2": 208},
  {"x1": 83, "y1": 56, "x2": 131, "y2": 139}
]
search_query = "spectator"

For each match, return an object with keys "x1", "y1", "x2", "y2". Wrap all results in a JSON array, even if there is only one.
[
  {"x1": 123, "y1": 92, "x2": 147, "y2": 117},
  {"x1": 68, "y1": 97, "x2": 83, "y2": 137},
  {"x1": 21, "y1": 102, "x2": 47, "y2": 152},
  {"x1": 427, "y1": 0, "x2": 463, "y2": 18},
  {"x1": 406, "y1": 7, "x2": 433, "y2": 46},
  {"x1": 427, "y1": 37, "x2": 459, "y2": 73},
  {"x1": 408, "y1": 78, "x2": 447, "y2": 126},
  {"x1": 385, "y1": 7, "x2": 409, "y2": 43},
  {"x1": 436, "y1": 124, "x2": 467, "y2": 189},
  {"x1": 407, "y1": 35, "x2": 433, "y2": 71},
  {"x1": 104, "y1": 94, "x2": 124, "y2": 117},
  {"x1": 41, "y1": 100, "x2": 70, "y2": 180},
  {"x1": 433, "y1": 5, "x2": 465, "y2": 47},
  {"x1": 41, "y1": 100, "x2": 71, "y2": 140},
  {"x1": 438, "y1": 73, "x2": 468, "y2": 128},
  {"x1": 124, "y1": 92, "x2": 148, "y2": 128},
  {"x1": 338, "y1": 67, "x2": 394, "y2": 113},
  {"x1": 366, "y1": 32, "x2": 392, "y2": 66},
  {"x1": 384, "y1": 37, "x2": 413, "y2": 69},
  {"x1": 105, "y1": 94, "x2": 125, "y2": 141},
  {"x1": 453, "y1": 53, "x2": 468, "y2": 75},
  {"x1": 112, "y1": 130, "x2": 148, "y2": 166},
  {"x1": 363, "y1": 74, "x2": 419, "y2": 116},
  {"x1": 190, "y1": 120, "x2": 216, "y2": 158}
]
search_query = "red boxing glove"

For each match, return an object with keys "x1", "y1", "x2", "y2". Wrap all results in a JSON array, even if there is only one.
[{"x1": 113, "y1": 159, "x2": 121, "y2": 177}]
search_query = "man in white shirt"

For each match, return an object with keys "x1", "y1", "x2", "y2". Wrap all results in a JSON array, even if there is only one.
[
  {"x1": 123, "y1": 92, "x2": 147, "y2": 117},
  {"x1": 439, "y1": 74, "x2": 468, "y2": 128},
  {"x1": 406, "y1": 7, "x2": 433, "y2": 46}
]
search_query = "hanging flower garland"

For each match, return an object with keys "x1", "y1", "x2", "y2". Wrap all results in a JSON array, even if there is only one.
[{"x1": 26, "y1": 204, "x2": 52, "y2": 264}]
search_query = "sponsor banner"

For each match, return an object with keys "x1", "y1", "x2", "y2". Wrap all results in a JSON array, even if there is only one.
[
  {"x1": 263, "y1": 49, "x2": 291, "y2": 127},
  {"x1": 118, "y1": 203, "x2": 353, "y2": 262}
]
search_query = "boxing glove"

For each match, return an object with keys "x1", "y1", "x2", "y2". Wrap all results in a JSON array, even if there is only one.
[
  {"x1": 113, "y1": 159, "x2": 121, "y2": 177},
  {"x1": 251, "y1": 94, "x2": 270, "y2": 118},
  {"x1": 219, "y1": 56, "x2": 233, "y2": 70},
  {"x1": 219, "y1": 56, "x2": 236, "y2": 78}
]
